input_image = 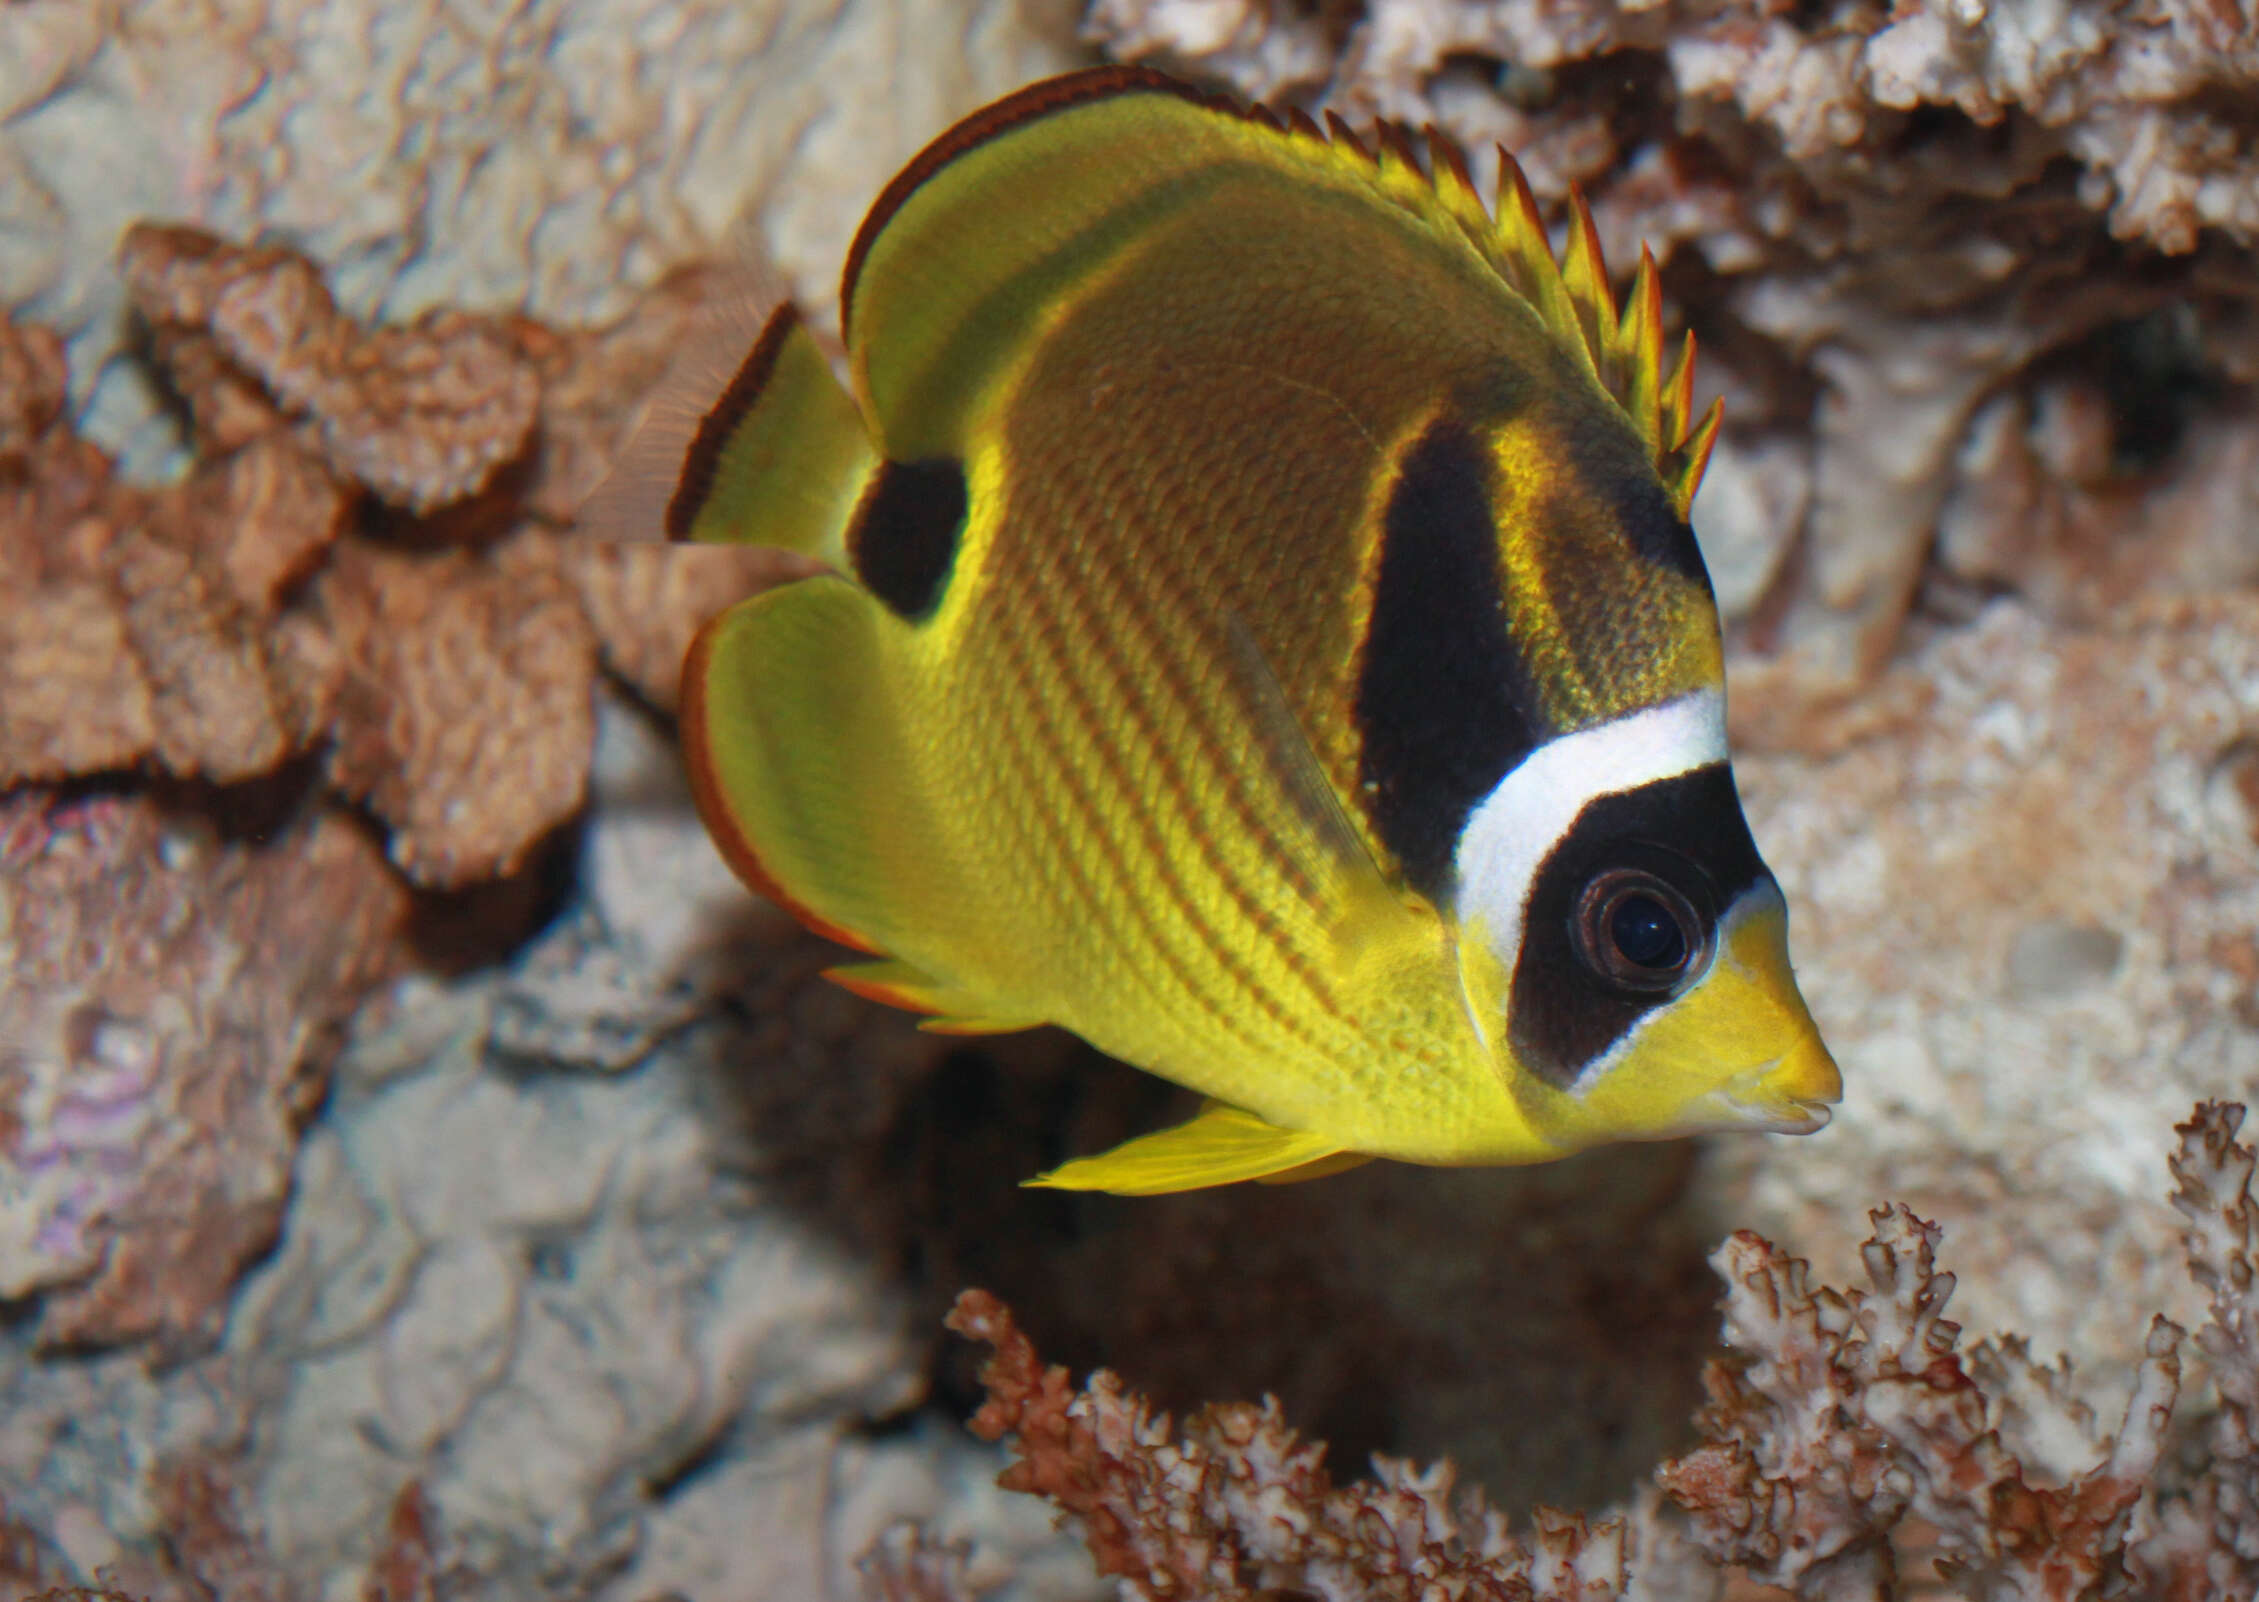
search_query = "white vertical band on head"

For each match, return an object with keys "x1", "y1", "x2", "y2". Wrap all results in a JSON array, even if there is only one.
[{"x1": 1453, "y1": 689, "x2": 1729, "y2": 971}]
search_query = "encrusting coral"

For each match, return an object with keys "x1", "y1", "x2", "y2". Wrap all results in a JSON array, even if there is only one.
[
  {"x1": 0, "y1": 223, "x2": 801, "y2": 1348},
  {"x1": 0, "y1": 790, "x2": 409, "y2": 1349},
  {"x1": 0, "y1": 224, "x2": 785, "y2": 888},
  {"x1": 937, "y1": 1102, "x2": 2259, "y2": 1602}
]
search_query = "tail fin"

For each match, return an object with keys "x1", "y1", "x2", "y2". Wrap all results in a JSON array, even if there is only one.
[{"x1": 577, "y1": 298, "x2": 877, "y2": 566}]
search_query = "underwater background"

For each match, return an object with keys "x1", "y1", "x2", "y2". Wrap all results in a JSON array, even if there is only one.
[{"x1": 4, "y1": 0, "x2": 2259, "y2": 1596}]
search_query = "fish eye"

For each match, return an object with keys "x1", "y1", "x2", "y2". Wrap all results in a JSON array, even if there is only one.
[{"x1": 1572, "y1": 869, "x2": 1708, "y2": 995}]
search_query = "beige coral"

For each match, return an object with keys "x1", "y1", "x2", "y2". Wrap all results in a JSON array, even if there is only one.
[{"x1": 1661, "y1": 1208, "x2": 2182, "y2": 1601}]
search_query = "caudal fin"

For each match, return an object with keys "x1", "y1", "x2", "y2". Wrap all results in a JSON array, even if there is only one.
[{"x1": 578, "y1": 298, "x2": 877, "y2": 565}]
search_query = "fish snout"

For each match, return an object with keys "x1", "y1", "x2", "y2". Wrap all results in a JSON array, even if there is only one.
[{"x1": 1730, "y1": 1032, "x2": 1841, "y2": 1134}]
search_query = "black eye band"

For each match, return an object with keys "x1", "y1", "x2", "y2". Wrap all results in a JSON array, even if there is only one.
[{"x1": 1505, "y1": 762, "x2": 1766, "y2": 1088}]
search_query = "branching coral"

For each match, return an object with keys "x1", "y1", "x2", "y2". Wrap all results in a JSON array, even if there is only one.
[
  {"x1": 946, "y1": 1104, "x2": 2259, "y2": 1602},
  {"x1": 1660, "y1": 1101, "x2": 2259, "y2": 1602},
  {"x1": 947, "y1": 1288, "x2": 1630, "y2": 1602},
  {"x1": 1659, "y1": 1208, "x2": 2182, "y2": 1601}
]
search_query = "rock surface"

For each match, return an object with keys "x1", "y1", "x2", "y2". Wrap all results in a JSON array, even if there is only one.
[
  {"x1": 0, "y1": 789, "x2": 406, "y2": 1349},
  {"x1": 0, "y1": 0, "x2": 1086, "y2": 476},
  {"x1": 0, "y1": 704, "x2": 1100, "y2": 1602},
  {"x1": 1719, "y1": 594, "x2": 2259, "y2": 1392}
]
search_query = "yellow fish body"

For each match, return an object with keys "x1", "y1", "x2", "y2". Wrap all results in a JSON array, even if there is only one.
[{"x1": 604, "y1": 67, "x2": 1841, "y2": 1193}]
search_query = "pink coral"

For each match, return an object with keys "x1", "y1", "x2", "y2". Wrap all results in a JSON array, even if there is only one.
[
  {"x1": 1661, "y1": 1207, "x2": 2183, "y2": 1601},
  {"x1": 949, "y1": 1102, "x2": 2259, "y2": 1602},
  {"x1": 947, "y1": 1288, "x2": 1628, "y2": 1602}
]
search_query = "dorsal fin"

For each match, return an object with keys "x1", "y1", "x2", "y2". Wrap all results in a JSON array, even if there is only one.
[{"x1": 837, "y1": 66, "x2": 1720, "y2": 516}]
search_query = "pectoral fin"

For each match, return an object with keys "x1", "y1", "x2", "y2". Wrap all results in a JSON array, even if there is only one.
[{"x1": 1026, "y1": 1100, "x2": 1352, "y2": 1195}]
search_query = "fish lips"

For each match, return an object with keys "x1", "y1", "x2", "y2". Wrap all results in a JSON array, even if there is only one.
[{"x1": 1707, "y1": 1033, "x2": 1843, "y2": 1135}]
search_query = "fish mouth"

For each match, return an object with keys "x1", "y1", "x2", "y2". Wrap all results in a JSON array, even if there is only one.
[{"x1": 1710, "y1": 1037, "x2": 1842, "y2": 1136}]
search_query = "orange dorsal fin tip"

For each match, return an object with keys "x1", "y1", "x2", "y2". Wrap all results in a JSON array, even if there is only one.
[
  {"x1": 1663, "y1": 328, "x2": 1698, "y2": 453},
  {"x1": 1662, "y1": 396, "x2": 1724, "y2": 515},
  {"x1": 1681, "y1": 395, "x2": 1725, "y2": 508},
  {"x1": 1374, "y1": 120, "x2": 1425, "y2": 179},
  {"x1": 1619, "y1": 248, "x2": 1665, "y2": 451},
  {"x1": 1561, "y1": 187, "x2": 1634, "y2": 407}
]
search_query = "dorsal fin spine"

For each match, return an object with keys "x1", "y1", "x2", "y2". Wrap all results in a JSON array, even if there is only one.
[
  {"x1": 1665, "y1": 395, "x2": 1724, "y2": 516},
  {"x1": 1324, "y1": 109, "x2": 1369, "y2": 158},
  {"x1": 1374, "y1": 122, "x2": 1426, "y2": 188},
  {"x1": 1426, "y1": 132, "x2": 1492, "y2": 240},
  {"x1": 1491, "y1": 154, "x2": 1589, "y2": 390},
  {"x1": 1557, "y1": 188, "x2": 1616, "y2": 392},
  {"x1": 1621, "y1": 247, "x2": 1665, "y2": 454}
]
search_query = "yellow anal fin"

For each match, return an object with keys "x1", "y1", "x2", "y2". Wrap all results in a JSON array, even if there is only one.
[
  {"x1": 919, "y1": 1015, "x2": 1046, "y2": 1037},
  {"x1": 825, "y1": 959, "x2": 1045, "y2": 1036},
  {"x1": 1255, "y1": 1150, "x2": 1376, "y2": 1185},
  {"x1": 579, "y1": 297, "x2": 877, "y2": 564},
  {"x1": 1025, "y1": 1101, "x2": 1353, "y2": 1195}
]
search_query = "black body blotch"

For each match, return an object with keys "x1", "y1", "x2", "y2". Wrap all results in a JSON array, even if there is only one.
[
  {"x1": 851, "y1": 457, "x2": 969, "y2": 621},
  {"x1": 1564, "y1": 412, "x2": 1712, "y2": 589},
  {"x1": 1353, "y1": 420, "x2": 1543, "y2": 899},
  {"x1": 1508, "y1": 763, "x2": 1767, "y2": 1086}
]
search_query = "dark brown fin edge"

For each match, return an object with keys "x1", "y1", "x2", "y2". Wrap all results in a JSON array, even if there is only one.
[
  {"x1": 839, "y1": 65, "x2": 1255, "y2": 342},
  {"x1": 664, "y1": 301, "x2": 807, "y2": 541},
  {"x1": 678, "y1": 615, "x2": 882, "y2": 954}
]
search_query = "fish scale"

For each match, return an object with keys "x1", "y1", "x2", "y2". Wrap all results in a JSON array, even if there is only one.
[{"x1": 1004, "y1": 547, "x2": 1259, "y2": 1055}]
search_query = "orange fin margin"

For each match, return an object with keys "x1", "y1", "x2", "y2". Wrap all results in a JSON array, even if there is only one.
[{"x1": 679, "y1": 618, "x2": 880, "y2": 954}]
